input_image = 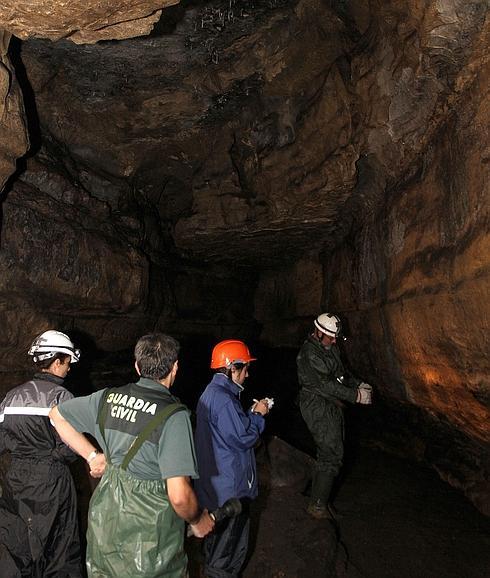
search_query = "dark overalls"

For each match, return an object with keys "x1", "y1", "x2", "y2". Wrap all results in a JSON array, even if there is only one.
[
  {"x1": 296, "y1": 336, "x2": 359, "y2": 508},
  {"x1": 0, "y1": 373, "x2": 82, "y2": 577}
]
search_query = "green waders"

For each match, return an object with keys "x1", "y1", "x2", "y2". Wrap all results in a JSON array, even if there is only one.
[{"x1": 86, "y1": 392, "x2": 187, "y2": 578}]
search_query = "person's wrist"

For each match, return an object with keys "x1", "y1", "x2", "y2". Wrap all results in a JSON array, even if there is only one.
[
  {"x1": 189, "y1": 509, "x2": 202, "y2": 525},
  {"x1": 86, "y1": 450, "x2": 99, "y2": 464}
]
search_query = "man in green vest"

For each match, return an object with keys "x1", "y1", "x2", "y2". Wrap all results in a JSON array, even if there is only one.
[
  {"x1": 297, "y1": 313, "x2": 373, "y2": 520},
  {"x1": 50, "y1": 332, "x2": 214, "y2": 577}
]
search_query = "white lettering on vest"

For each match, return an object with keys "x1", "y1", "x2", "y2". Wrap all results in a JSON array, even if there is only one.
[{"x1": 108, "y1": 391, "x2": 158, "y2": 422}]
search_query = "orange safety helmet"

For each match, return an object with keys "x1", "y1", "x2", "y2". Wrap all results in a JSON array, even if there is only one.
[{"x1": 210, "y1": 339, "x2": 257, "y2": 369}]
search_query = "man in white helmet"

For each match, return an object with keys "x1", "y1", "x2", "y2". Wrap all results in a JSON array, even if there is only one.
[
  {"x1": 296, "y1": 313, "x2": 373, "y2": 520},
  {"x1": 0, "y1": 330, "x2": 104, "y2": 577}
]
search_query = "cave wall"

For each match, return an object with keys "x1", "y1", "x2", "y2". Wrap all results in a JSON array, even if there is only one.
[
  {"x1": 0, "y1": 31, "x2": 28, "y2": 191},
  {"x1": 327, "y1": 55, "x2": 489, "y2": 513},
  {"x1": 252, "y1": 0, "x2": 489, "y2": 512},
  {"x1": 0, "y1": 165, "x2": 151, "y2": 386},
  {"x1": 254, "y1": 39, "x2": 489, "y2": 512},
  {"x1": 0, "y1": 156, "x2": 260, "y2": 389},
  {"x1": 1, "y1": 0, "x2": 352, "y2": 386},
  {"x1": 0, "y1": 1, "x2": 179, "y2": 44},
  {"x1": 0, "y1": 0, "x2": 488, "y2": 512}
]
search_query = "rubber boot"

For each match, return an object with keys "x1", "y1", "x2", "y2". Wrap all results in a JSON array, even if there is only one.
[{"x1": 306, "y1": 471, "x2": 335, "y2": 520}]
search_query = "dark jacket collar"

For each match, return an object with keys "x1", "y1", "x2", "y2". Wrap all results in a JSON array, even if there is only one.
[
  {"x1": 33, "y1": 372, "x2": 65, "y2": 386},
  {"x1": 306, "y1": 334, "x2": 339, "y2": 356}
]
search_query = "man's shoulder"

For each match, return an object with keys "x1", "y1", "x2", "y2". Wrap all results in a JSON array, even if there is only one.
[
  {"x1": 201, "y1": 382, "x2": 236, "y2": 403},
  {"x1": 59, "y1": 388, "x2": 106, "y2": 411},
  {"x1": 2, "y1": 379, "x2": 67, "y2": 405},
  {"x1": 299, "y1": 337, "x2": 323, "y2": 357}
]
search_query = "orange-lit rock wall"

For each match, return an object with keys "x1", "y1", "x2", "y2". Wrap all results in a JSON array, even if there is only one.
[{"x1": 328, "y1": 55, "x2": 489, "y2": 513}]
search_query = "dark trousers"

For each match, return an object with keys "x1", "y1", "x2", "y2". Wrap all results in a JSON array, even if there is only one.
[
  {"x1": 299, "y1": 392, "x2": 345, "y2": 477},
  {"x1": 6, "y1": 458, "x2": 82, "y2": 578},
  {"x1": 203, "y1": 502, "x2": 250, "y2": 578}
]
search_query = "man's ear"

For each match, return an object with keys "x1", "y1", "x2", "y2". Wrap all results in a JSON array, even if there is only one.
[
  {"x1": 172, "y1": 360, "x2": 179, "y2": 376},
  {"x1": 134, "y1": 361, "x2": 141, "y2": 376}
]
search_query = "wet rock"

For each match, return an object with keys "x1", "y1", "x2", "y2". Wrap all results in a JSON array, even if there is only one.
[{"x1": 257, "y1": 436, "x2": 313, "y2": 492}]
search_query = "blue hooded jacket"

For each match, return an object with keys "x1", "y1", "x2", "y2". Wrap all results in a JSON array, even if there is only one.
[{"x1": 194, "y1": 373, "x2": 265, "y2": 510}]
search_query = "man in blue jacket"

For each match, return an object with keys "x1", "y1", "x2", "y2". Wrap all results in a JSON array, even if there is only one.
[{"x1": 194, "y1": 339, "x2": 271, "y2": 577}]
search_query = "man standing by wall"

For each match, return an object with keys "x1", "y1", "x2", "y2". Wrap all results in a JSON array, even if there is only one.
[
  {"x1": 297, "y1": 313, "x2": 373, "y2": 520},
  {"x1": 50, "y1": 332, "x2": 214, "y2": 577},
  {"x1": 195, "y1": 339, "x2": 272, "y2": 577}
]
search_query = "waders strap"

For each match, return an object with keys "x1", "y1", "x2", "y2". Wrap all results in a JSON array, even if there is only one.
[
  {"x1": 121, "y1": 403, "x2": 186, "y2": 470},
  {"x1": 97, "y1": 388, "x2": 115, "y2": 465}
]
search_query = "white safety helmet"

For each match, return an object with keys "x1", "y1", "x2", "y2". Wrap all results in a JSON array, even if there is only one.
[
  {"x1": 28, "y1": 330, "x2": 81, "y2": 364},
  {"x1": 314, "y1": 313, "x2": 341, "y2": 338}
]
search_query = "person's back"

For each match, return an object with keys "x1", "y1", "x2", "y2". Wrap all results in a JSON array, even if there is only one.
[
  {"x1": 1, "y1": 376, "x2": 75, "y2": 457},
  {"x1": 51, "y1": 332, "x2": 214, "y2": 578},
  {"x1": 85, "y1": 379, "x2": 191, "y2": 577},
  {"x1": 0, "y1": 330, "x2": 83, "y2": 578}
]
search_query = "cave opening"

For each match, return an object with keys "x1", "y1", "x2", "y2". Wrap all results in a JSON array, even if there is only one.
[{"x1": 0, "y1": 0, "x2": 489, "y2": 576}]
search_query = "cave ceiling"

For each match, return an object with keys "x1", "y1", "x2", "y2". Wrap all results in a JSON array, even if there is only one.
[{"x1": 3, "y1": 0, "x2": 486, "y2": 267}]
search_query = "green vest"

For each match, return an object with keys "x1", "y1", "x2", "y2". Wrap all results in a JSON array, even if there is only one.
[{"x1": 86, "y1": 389, "x2": 187, "y2": 578}]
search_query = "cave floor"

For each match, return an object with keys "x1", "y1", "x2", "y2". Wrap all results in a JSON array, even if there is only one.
[
  {"x1": 190, "y1": 446, "x2": 490, "y2": 578},
  {"x1": 332, "y1": 447, "x2": 490, "y2": 578}
]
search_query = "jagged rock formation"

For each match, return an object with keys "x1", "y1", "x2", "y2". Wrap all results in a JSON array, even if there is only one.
[
  {"x1": 0, "y1": 31, "x2": 28, "y2": 191},
  {"x1": 0, "y1": 0, "x2": 488, "y2": 514},
  {"x1": 0, "y1": 1, "x2": 179, "y2": 44}
]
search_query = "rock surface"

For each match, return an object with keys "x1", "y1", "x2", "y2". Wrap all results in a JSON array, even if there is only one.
[
  {"x1": 0, "y1": 1, "x2": 179, "y2": 44},
  {"x1": 0, "y1": 32, "x2": 28, "y2": 191},
  {"x1": 0, "y1": 0, "x2": 488, "y2": 515},
  {"x1": 328, "y1": 38, "x2": 490, "y2": 513}
]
